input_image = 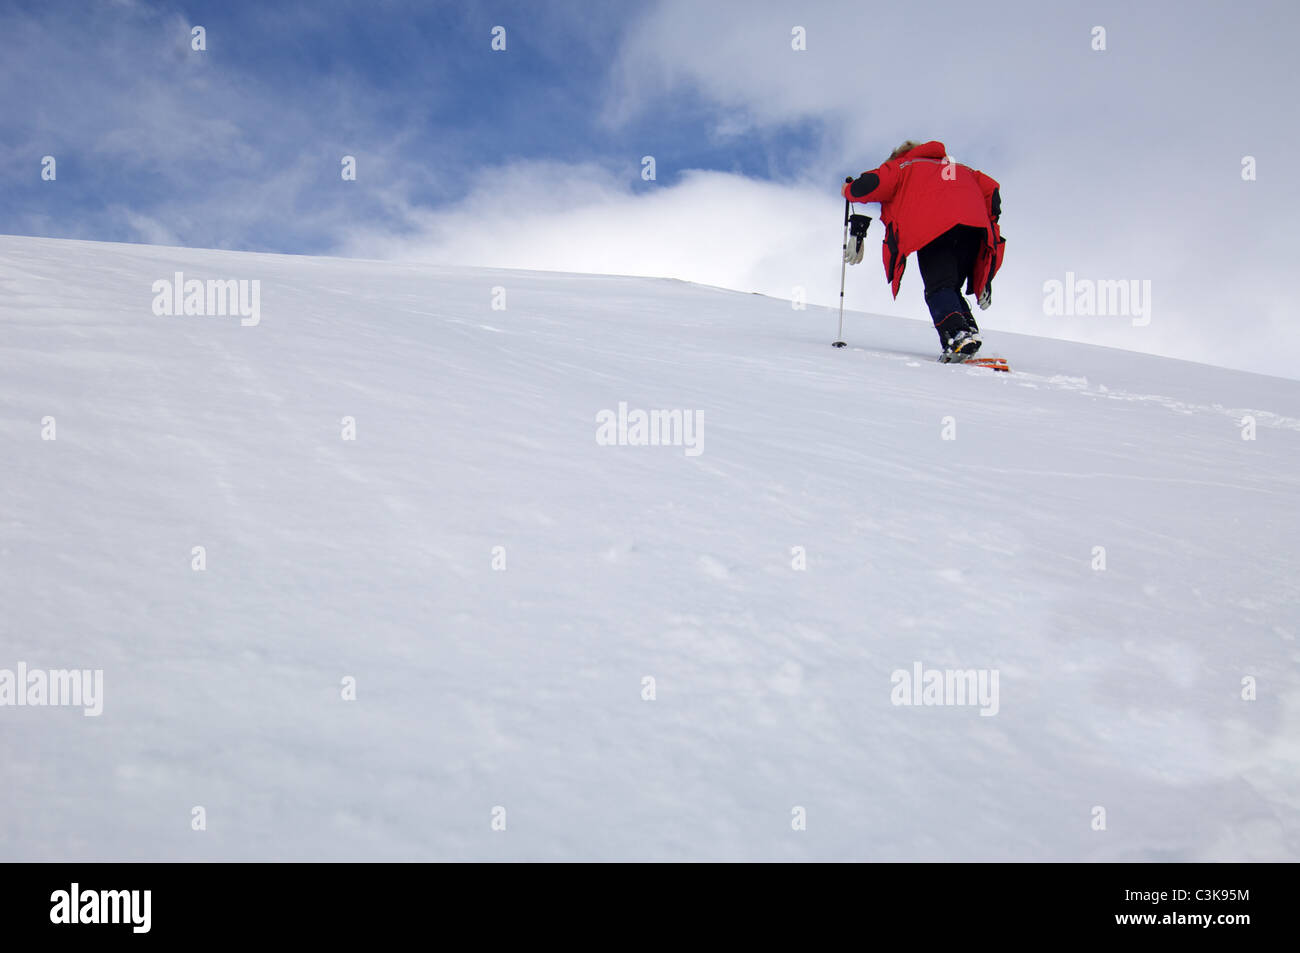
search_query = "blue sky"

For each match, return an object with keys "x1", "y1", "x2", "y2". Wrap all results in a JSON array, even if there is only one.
[
  {"x1": 3, "y1": 0, "x2": 1298, "y2": 374},
  {"x1": 1, "y1": 0, "x2": 824, "y2": 253}
]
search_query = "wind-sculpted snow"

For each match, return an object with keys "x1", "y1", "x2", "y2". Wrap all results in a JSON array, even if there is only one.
[{"x1": 1, "y1": 236, "x2": 1297, "y2": 861}]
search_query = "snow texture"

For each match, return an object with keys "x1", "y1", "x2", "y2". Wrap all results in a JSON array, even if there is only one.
[{"x1": 1, "y1": 235, "x2": 1297, "y2": 860}]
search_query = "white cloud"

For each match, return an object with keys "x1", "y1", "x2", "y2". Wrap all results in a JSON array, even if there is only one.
[
  {"x1": 119, "y1": 209, "x2": 180, "y2": 247},
  {"x1": 339, "y1": 159, "x2": 904, "y2": 317}
]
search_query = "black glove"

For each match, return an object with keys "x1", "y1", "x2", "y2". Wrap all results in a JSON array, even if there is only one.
[{"x1": 844, "y1": 213, "x2": 871, "y2": 265}]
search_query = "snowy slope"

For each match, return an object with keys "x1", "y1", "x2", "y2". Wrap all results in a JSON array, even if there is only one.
[{"x1": 1, "y1": 235, "x2": 1297, "y2": 861}]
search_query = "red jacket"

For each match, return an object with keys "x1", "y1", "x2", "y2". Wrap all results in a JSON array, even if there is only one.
[{"x1": 842, "y1": 141, "x2": 1004, "y2": 298}]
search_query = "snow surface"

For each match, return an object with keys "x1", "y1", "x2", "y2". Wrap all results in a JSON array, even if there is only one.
[{"x1": 1, "y1": 235, "x2": 1297, "y2": 861}]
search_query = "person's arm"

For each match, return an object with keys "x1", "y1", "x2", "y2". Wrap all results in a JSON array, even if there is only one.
[
  {"x1": 974, "y1": 170, "x2": 1001, "y2": 222},
  {"x1": 842, "y1": 162, "x2": 899, "y2": 203}
]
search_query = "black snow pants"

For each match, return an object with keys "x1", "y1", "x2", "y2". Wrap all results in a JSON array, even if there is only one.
[{"x1": 917, "y1": 224, "x2": 983, "y2": 348}]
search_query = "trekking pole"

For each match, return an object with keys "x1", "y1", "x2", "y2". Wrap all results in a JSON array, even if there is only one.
[{"x1": 833, "y1": 178, "x2": 853, "y2": 347}]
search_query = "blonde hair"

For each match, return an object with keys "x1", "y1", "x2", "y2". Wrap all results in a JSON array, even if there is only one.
[{"x1": 888, "y1": 140, "x2": 922, "y2": 161}]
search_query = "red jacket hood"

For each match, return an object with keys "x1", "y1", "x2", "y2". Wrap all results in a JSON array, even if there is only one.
[{"x1": 901, "y1": 141, "x2": 947, "y2": 161}]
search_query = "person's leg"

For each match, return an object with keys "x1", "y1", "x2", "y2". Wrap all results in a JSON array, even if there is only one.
[
  {"x1": 917, "y1": 229, "x2": 968, "y2": 349},
  {"x1": 954, "y1": 226, "x2": 983, "y2": 333}
]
